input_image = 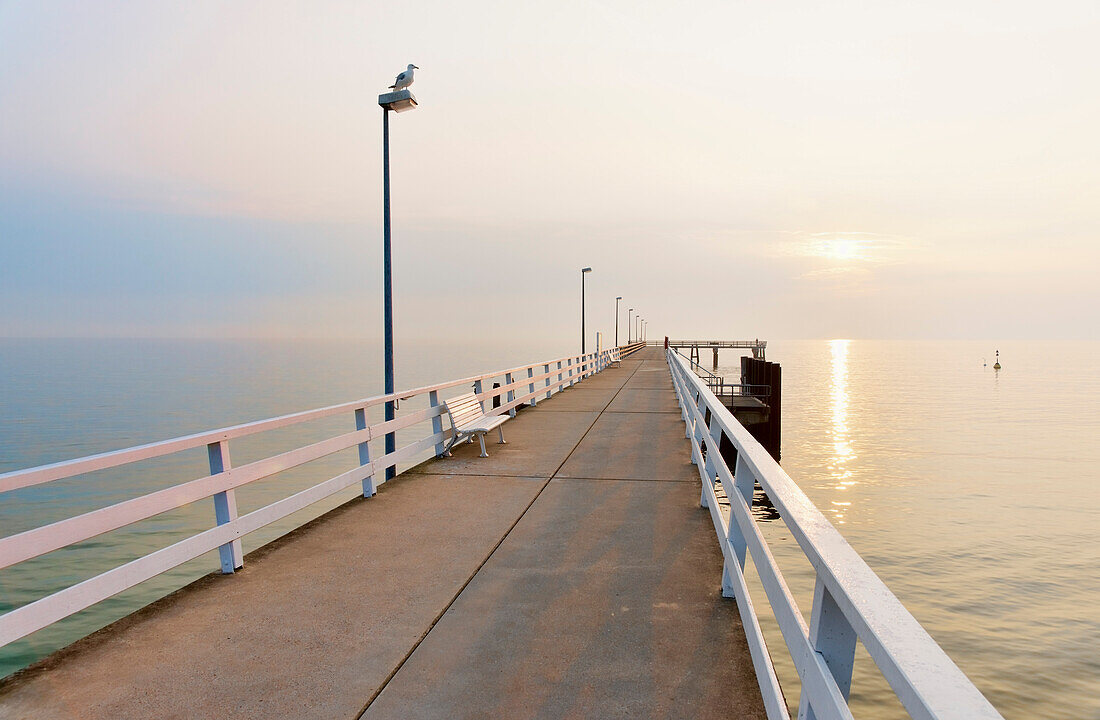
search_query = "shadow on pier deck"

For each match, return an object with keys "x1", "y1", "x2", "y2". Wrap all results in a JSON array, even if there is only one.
[{"x1": 0, "y1": 346, "x2": 766, "y2": 720}]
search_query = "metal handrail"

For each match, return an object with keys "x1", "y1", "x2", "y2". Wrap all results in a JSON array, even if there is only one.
[
  {"x1": 667, "y1": 349, "x2": 1002, "y2": 720},
  {"x1": 0, "y1": 345, "x2": 622, "y2": 649},
  {"x1": 672, "y1": 347, "x2": 721, "y2": 379},
  {"x1": 714, "y1": 383, "x2": 771, "y2": 400},
  {"x1": 672, "y1": 348, "x2": 770, "y2": 400}
]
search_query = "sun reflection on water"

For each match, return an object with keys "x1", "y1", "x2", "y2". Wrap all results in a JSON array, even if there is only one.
[{"x1": 828, "y1": 339, "x2": 855, "y2": 522}]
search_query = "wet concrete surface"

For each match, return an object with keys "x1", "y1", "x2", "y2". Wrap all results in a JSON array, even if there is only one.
[{"x1": 0, "y1": 346, "x2": 765, "y2": 720}]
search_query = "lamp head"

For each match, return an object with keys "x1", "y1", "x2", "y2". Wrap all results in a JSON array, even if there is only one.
[
  {"x1": 616, "y1": 296, "x2": 622, "y2": 300},
  {"x1": 581, "y1": 267, "x2": 592, "y2": 273}
]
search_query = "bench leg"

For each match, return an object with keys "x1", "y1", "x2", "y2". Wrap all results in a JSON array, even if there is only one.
[
  {"x1": 498, "y1": 426, "x2": 506, "y2": 444},
  {"x1": 478, "y1": 434, "x2": 489, "y2": 458}
]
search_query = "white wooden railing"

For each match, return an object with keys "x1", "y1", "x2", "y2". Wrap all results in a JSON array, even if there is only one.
[
  {"x1": 0, "y1": 346, "x2": 622, "y2": 649},
  {"x1": 667, "y1": 349, "x2": 1002, "y2": 720}
]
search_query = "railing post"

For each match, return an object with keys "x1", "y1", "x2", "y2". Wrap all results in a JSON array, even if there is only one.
[
  {"x1": 527, "y1": 366, "x2": 537, "y2": 406},
  {"x1": 799, "y1": 577, "x2": 858, "y2": 720},
  {"x1": 682, "y1": 378, "x2": 694, "y2": 439},
  {"x1": 208, "y1": 440, "x2": 243, "y2": 574},
  {"x1": 691, "y1": 390, "x2": 707, "y2": 462},
  {"x1": 720, "y1": 453, "x2": 756, "y2": 598},
  {"x1": 504, "y1": 372, "x2": 516, "y2": 417},
  {"x1": 701, "y1": 412, "x2": 724, "y2": 510},
  {"x1": 545, "y1": 363, "x2": 552, "y2": 399},
  {"x1": 557, "y1": 360, "x2": 564, "y2": 390},
  {"x1": 428, "y1": 391, "x2": 446, "y2": 457},
  {"x1": 566, "y1": 357, "x2": 574, "y2": 387},
  {"x1": 354, "y1": 408, "x2": 377, "y2": 497},
  {"x1": 473, "y1": 379, "x2": 484, "y2": 411}
]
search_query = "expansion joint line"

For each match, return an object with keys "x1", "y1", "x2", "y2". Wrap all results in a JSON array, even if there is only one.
[{"x1": 355, "y1": 356, "x2": 645, "y2": 718}]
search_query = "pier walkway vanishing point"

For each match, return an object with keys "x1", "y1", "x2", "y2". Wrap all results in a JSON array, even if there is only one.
[{"x1": 0, "y1": 346, "x2": 768, "y2": 719}]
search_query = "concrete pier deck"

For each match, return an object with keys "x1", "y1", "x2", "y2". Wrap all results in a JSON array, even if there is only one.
[{"x1": 0, "y1": 347, "x2": 766, "y2": 720}]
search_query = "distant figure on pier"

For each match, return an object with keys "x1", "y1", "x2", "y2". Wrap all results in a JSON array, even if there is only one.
[{"x1": 389, "y1": 63, "x2": 418, "y2": 91}]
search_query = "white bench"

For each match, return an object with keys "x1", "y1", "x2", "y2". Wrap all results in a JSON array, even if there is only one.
[{"x1": 443, "y1": 391, "x2": 509, "y2": 458}]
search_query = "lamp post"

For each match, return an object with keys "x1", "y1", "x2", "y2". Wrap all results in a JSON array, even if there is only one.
[
  {"x1": 615, "y1": 296, "x2": 622, "y2": 347},
  {"x1": 628, "y1": 308, "x2": 634, "y2": 343},
  {"x1": 581, "y1": 267, "x2": 592, "y2": 353},
  {"x1": 636, "y1": 316, "x2": 642, "y2": 343},
  {"x1": 378, "y1": 85, "x2": 417, "y2": 481}
]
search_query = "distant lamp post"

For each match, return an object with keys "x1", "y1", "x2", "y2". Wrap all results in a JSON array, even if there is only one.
[
  {"x1": 581, "y1": 268, "x2": 593, "y2": 353},
  {"x1": 378, "y1": 68, "x2": 419, "y2": 481},
  {"x1": 628, "y1": 308, "x2": 634, "y2": 343},
  {"x1": 615, "y1": 296, "x2": 623, "y2": 347}
]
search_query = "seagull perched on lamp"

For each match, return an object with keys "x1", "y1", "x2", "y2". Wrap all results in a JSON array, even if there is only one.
[{"x1": 389, "y1": 64, "x2": 418, "y2": 91}]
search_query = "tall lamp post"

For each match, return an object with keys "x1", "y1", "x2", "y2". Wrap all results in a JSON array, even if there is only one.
[
  {"x1": 581, "y1": 267, "x2": 592, "y2": 353},
  {"x1": 615, "y1": 296, "x2": 622, "y2": 347},
  {"x1": 628, "y1": 308, "x2": 634, "y2": 343},
  {"x1": 378, "y1": 83, "x2": 418, "y2": 481}
]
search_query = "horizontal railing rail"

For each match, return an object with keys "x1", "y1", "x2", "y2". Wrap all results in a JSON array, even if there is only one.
[
  {"x1": 0, "y1": 345, "x2": 622, "y2": 650},
  {"x1": 618, "y1": 341, "x2": 647, "y2": 358},
  {"x1": 667, "y1": 349, "x2": 1002, "y2": 720}
]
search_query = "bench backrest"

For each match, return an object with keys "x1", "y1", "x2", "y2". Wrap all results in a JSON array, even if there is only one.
[{"x1": 444, "y1": 391, "x2": 484, "y2": 427}]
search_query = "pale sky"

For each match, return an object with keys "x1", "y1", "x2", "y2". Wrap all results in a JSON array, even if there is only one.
[{"x1": 1, "y1": 1, "x2": 1097, "y2": 343}]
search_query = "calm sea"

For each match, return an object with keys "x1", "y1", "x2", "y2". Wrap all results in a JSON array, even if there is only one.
[{"x1": 1, "y1": 338, "x2": 1097, "y2": 719}]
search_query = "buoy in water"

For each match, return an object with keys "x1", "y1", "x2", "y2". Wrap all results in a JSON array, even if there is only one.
[{"x1": 993, "y1": 349, "x2": 1001, "y2": 370}]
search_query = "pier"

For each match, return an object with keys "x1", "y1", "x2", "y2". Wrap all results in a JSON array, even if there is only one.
[
  {"x1": 667, "y1": 339, "x2": 768, "y2": 367},
  {"x1": 0, "y1": 345, "x2": 1002, "y2": 719}
]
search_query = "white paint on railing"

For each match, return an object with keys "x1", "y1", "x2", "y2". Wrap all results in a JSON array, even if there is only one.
[
  {"x1": 354, "y1": 407, "x2": 377, "y2": 498},
  {"x1": 207, "y1": 440, "x2": 243, "y2": 574},
  {"x1": 0, "y1": 346, "x2": 622, "y2": 650},
  {"x1": 667, "y1": 350, "x2": 1002, "y2": 720},
  {"x1": 504, "y1": 372, "x2": 517, "y2": 418}
]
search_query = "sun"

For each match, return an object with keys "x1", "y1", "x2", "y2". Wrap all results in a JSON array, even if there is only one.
[
  {"x1": 822, "y1": 238, "x2": 862, "y2": 260},
  {"x1": 805, "y1": 236, "x2": 868, "y2": 261}
]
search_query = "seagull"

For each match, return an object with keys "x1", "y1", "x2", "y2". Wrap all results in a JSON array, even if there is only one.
[{"x1": 389, "y1": 64, "x2": 418, "y2": 91}]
